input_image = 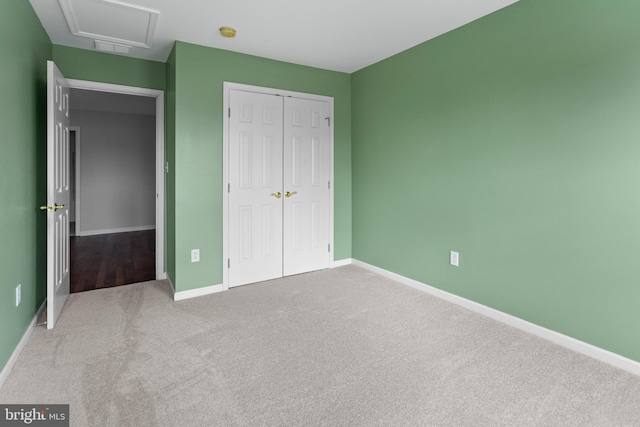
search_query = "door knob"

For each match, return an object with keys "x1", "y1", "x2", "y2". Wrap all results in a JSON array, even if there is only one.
[
  {"x1": 270, "y1": 192, "x2": 282, "y2": 199},
  {"x1": 285, "y1": 191, "x2": 297, "y2": 198},
  {"x1": 39, "y1": 204, "x2": 65, "y2": 212}
]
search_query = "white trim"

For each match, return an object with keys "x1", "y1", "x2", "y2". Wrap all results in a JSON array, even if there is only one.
[
  {"x1": 67, "y1": 80, "x2": 162, "y2": 97},
  {"x1": 352, "y1": 259, "x2": 640, "y2": 377},
  {"x1": 327, "y1": 97, "x2": 335, "y2": 275},
  {"x1": 77, "y1": 225, "x2": 156, "y2": 236},
  {"x1": 173, "y1": 284, "x2": 224, "y2": 301},
  {"x1": 0, "y1": 302, "x2": 46, "y2": 390},
  {"x1": 222, "y1": 83, "x2": 229, "y2": 291},
  {"x1": 331, "y1": 258, "x2": 353, "y2": 268},
  {"x1": 153, "y1": 91, "x2": 165, "y2": 281},
  {"x1": 66, "y1": 79, "x2": 165, "y2": 280},
  {"x1": 222, "y1": 82, "x2": 335, "y2": 290},
  {"x1": 223, "y1": 82, "x2": 334, "y2": 102}
]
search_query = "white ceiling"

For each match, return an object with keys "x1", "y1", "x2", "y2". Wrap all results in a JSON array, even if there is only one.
[{"x1": 29, "y1": 0, "x2": 519, "y2": 73}]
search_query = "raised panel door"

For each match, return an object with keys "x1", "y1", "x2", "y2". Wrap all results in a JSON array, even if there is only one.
[
  {"x1": 283, "y1": 97, "x2": 331, "y2": 276},
  {"x1": 228, "y1": 90, "x2": 284, "y2": 287},
  {"x1": 46, "y1": 61, "x2": 71, "y2": 329}
]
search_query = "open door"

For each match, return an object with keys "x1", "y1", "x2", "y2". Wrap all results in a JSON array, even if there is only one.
[{"x1": 41, "y1": 61, "x2": 71, "y2": 329}]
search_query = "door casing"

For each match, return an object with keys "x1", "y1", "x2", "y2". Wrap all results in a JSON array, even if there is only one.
[{"x1": 222, "y1": 82, "x2": 335, "y2": 290}]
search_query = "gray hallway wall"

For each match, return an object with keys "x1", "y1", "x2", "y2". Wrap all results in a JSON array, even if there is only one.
[{"x1": 71, "y1": 109, "x2": 156, "y2": 235}]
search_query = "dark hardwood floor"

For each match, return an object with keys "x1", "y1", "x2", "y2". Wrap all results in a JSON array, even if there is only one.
[{"x1": 70, "y1": 229, "x2": 155, "y2": 293}]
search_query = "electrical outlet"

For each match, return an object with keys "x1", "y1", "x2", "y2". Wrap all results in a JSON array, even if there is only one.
[
  {"x1": 450, "y1": 251, "x2": 459, "y2": 267},
  {"x1": 191, "y1": 249, "x2": 200, "y2": 263},
  {"x1": 16, "y1": 284, "x2": 21, "y2": 307}
]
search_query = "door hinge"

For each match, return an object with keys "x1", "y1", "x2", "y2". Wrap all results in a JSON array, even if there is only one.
[
  {"x1": 328, "y1": 243, "x2": 331, "y2": 252},
  {"x1": 228, "y1": 183, "x2": 230, "y2": 193},
  {"x1": 228, "y1": 107, "x2": 231, "y2": 118},
  {"x1": 325, "y1": 116, "x2": 331, "y2": 126},
  {"x1": 228, "y1": 259, "x2": 230, "y2": 268},
  {"x1": 328, "y1": 181, "x2": 331, "y2": 190}
]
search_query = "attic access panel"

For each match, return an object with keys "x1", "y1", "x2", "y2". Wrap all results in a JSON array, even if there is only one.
[{"x1": 59, "y1": 0, "x2": 159, "y2": 48}]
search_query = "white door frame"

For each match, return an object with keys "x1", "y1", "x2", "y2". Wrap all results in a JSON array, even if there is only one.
[
  {"x1": 222, "y1": 82, "x2": 335, "y2": 290},
  {"x1": 67, "y1": 79, "x2": 166, "y2": 280}
]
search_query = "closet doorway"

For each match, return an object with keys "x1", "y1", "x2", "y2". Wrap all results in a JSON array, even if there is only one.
[{"x1": 223, "y1": 83, "x2": 334, "y2": 288}]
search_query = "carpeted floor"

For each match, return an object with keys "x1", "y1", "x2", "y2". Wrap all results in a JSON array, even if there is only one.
[{"x1": 1, "y1": 265, "x2": 639, "y2": 426}]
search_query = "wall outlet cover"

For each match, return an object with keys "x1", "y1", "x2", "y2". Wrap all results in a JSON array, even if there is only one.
[
  {"x1": 191, "y1": 249, "x2": 200, "y2": 263},
  {"x1": 450, "y1": 251, "x2": 459, "y2": 267}
]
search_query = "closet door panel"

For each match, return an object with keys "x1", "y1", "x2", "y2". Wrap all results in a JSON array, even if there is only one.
[
  {"x1": 228, "y1": 90, "x2": 284, "y2": 287},
  {"x1": 283, "y1": 97, "x2": 331, "y2": 276}
]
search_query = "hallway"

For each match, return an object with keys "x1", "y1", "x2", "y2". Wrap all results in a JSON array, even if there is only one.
[{"x1": 70, "y1": 230, "x2": 155, "y2": 293}]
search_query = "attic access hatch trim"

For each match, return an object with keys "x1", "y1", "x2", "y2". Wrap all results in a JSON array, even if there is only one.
[{"x1": 58, "y1": 0, "x2": 159, "y2": 49}]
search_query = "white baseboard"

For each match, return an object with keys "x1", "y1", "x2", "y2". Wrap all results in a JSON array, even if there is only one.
[
  {"x1": 0, "y1": 301, "x2": 47, "y2": 390},
  {"x1": 77, "y1": 225, "x2": 155, "y2": 237},
  {"x1": 173, "y1": 283, "x2": 224, "y2": 301},
  {"x1": 171, "y1": 260, "x2": 353, "y2": 301},
  {"x1": 331, "y1": 258, "x2": 353, "y2": 268},
  {"x1": 352, "y1": 259, "x2": 640, "y2": 377}
]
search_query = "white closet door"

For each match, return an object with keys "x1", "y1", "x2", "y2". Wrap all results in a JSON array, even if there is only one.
[
  {"x1": 228, "y1": 90, "x2": 284, "y2": 287},
  {"x1": 283, "y1": 97, "x2": 331, "y2": 276}
]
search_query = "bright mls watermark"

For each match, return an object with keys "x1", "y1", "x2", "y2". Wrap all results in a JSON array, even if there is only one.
[{"x1": 0, "y1": 405, "x2": 68, "y2": 426}]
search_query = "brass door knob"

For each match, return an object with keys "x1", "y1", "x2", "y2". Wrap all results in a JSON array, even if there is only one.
[
  {"x1": 270, "y1": 192, "x2": 282, "y2": 199},
  {"x1": 285, "y1": 191, "x2": 297, "y2": 198},
  {"x1": 39, "y1": 204, "x2": 65, "y2": 212}
]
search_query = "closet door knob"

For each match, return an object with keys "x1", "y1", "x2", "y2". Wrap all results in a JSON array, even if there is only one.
[
  {"x1": 270, "y1": 192, "x2": 282, "y2": 199},
  {"x1": 285, "y1": 191, "x2": 297, "y2": 198}
]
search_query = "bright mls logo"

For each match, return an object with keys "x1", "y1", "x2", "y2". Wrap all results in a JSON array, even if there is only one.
[{"x1": 0, "y1": 405, "x2": 68, "y2": 427}]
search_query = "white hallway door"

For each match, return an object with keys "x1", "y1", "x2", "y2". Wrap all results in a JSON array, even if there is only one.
[
  {"x1": 43, "y1": 61, "x2": 71, "y2": 328},
  {"x1": 228, "y1": 89, "x2": 332, "y2": 287}
]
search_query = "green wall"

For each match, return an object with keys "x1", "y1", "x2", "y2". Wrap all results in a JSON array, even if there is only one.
[
  {"x1": 169, "y1": 42, "x2": 352, "y2": 292},
  {"x1": 52, "y1": 45, "x2": 165, "y2": 90},
  {"x1": 0, "y1": 1, "x2": 51, "y2": 373},
  {"x1": 352, "y1": 0, "x2": 640, "y2": 362}
]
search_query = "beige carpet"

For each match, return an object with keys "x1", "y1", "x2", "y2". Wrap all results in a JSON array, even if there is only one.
[{"x1": 1, "y1": 265, "x2": 639, "y2": 426}]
